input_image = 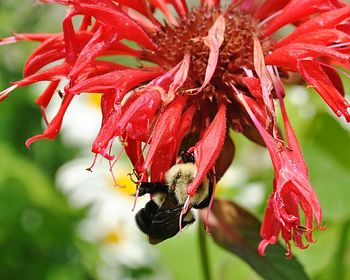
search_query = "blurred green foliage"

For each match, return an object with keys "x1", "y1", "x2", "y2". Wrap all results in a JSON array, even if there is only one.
[
  {"x1": 0, "y1": 2, "x2": 98, "y2": 279},
  {"x1": 0, "y1": 1, "x2": 349, "y2": 280}
]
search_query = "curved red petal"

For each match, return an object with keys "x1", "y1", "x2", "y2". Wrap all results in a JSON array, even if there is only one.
[{"x1": 187, "y1": 103, "x2": 227, "y2": 196}]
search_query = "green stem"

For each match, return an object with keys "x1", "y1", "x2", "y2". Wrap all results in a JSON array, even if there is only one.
[
  {"x1": 333, "y1": 220, "x2": 350, "y2": 280},
  {"x1": 198, "y1": 221, "x2": 212, "y2": 280}
]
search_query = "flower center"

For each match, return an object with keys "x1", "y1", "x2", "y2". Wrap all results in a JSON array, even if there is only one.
[{"x1": 152, "y1": 5, "x2": 271, "y2": 92}]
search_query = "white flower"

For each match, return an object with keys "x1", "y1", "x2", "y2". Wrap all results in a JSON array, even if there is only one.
[{"x1": 56, "y1": 153, "x2": 167, "y2": 279}]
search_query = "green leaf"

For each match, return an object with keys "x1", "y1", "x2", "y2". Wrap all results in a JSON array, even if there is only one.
[
  {"x1": 202, "y1": 199, "x2": 309, "y2": 280},
  {"x1": 303, "y1": 144, "x2": 350, "y2": 220},
  {"x1": 0, "y1": 143, "x2": 67, "y2": 211},
  {"x1": 306, "y1": 113, "x2": 350, "y2": 169}
]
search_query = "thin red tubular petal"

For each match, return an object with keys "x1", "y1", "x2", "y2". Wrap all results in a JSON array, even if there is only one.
[
  {"x1": 297, "y1": 59, "x2": 350, "y2": 122},
  {"x1": 24, "y1": 49, "x2": 65, "y2": 78},
  {"x1": 242, "y1": 77, "x2": 264, "y2": 104},
  {"x1": 76, "y1": 61, "x2": 128, "y2": 81},
  {"x1": 143, "y1": 95, "x2": 186, "y2": 170},
  {"x1": 73, "y1": 2, "x2": 157, "y2": 50},
  {"x1": 266, "y1": 43, "x2": 350, "y2": 71},
  {"x1": 253, "y1": 37, "x2": 275, "y2": 122},
  {"x1": 23, "y1": 32, "x2": 90, "y2": 77},
  {"x1": 201, "y1": 0, "x2": 220, "y2": 8},
  {"x1": 14, "y1": 64, "x2": 69, "y2": 87},
  {"x1": 279, "y1": 29, "x2": 350, "y2": 47},
  {"x1": 78, "y1": 15, "x2": 92, "y2": 31},
  {"x1": 35, "y1": 80, "x2": 60, "y2": 108},
  {"x1": 5, "y1": 33, "x2": 55, "y2": 43},
  {"x1": 199, "y1": 15, "x2": 225, "y2": 92},
  {"x1": 242, "y1": 96, "x2": 269, "y2": 127},
  {"x1": 187, "y1": 103, "x2": 227, "y2": 196},
  {"x1": 93, "y1": 88, "x2": 163, "y2": 157},
  {"x1": 124, "y1": 138, "x2": 145, "y2": 175},
  {"x1": 321, "y1": 65, "x2": 344, "y2": 96},
  {"x1": 69, "y1": 69, "x2": 163, "y2": 97},
  {"x1": 175, "y1": 104, "x2": 197, "y2": 153},
  {"x1": 258, "y1": 195, "x2": 280, "y2": 256},
  {"x1": 25, "y1": 94, "x2": 74, "y2": 147},
  {"x1": 22, "y1": 30, "x2": 142, "y2": 78},
  {"x1": 169, "y1": 0, "x2": 187, "y2": 17},
  {"x1": 275, "y1": 7, "x2": 350, "y2": 47},
  {"x1": 165, "y1": 52, "x2": 190, "y2": 103},
  {"x1": 125, "y1": 8, "x2": 159, "y2": 33},
  {"x1": 91, "y1": 108, "x2": 121, "y2": 157},
  {"x1": 62, "y1": 11, "x2": 79, "y2": 65},
  {"x1": 116, "y1": 0, "x2": 152, "y2": 17},
  {"x1": 149, "y1": 0, "x2": 178, "y2": 26},
  {"x1": 150, "y1": 144, "x2": 175, "y2": 182},
  {"x1": 69, "y1": 26, "x2": 118, "y2": 80},
  {"x1": 263, "y1": 0, "x2": 342, "y2": 37},
  {"x1": 148, "y1": 55, "x2": 190, "y2": 97},
  {"x1": 255, "y1": 0, "x2": 289, "y2": 20},
  {"x1": 117, "y1": 89, "x2": 162, "y2": 142}
]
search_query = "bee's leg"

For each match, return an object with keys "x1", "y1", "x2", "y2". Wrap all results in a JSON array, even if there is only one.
[{"x1": 137, "y1": 182, "x2": 168, "y2": 196}]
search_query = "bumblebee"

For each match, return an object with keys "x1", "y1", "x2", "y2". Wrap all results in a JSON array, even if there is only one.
[{"x1": 135, "y1": 152, "x2": 213, "y2": 244}]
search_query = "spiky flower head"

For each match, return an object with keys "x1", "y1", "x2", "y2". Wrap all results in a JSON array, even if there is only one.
[{"x1": 1, "y1": 0, "x2": 350, "y2": 256}]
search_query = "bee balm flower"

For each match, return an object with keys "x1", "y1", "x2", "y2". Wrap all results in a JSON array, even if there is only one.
[{"x1": 1, "y1": 0, "x2": 349, "y2": 256}]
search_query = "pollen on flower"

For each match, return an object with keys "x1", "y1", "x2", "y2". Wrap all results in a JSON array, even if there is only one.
[{"x1": 153, "y1": 5, "x2": 273, "y2": 92}]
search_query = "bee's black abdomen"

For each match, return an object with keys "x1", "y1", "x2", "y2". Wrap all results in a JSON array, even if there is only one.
[{"x1": 135, "y1": 200, "x2": 159, "y2": 234}]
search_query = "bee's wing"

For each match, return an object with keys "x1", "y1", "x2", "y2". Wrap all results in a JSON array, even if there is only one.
[
  {"x1": 147, "y1": 193, "x2": 185, "y2": 244},
  {"x1": 135, "y1": 200, "x2": 159, "y2": 234}
]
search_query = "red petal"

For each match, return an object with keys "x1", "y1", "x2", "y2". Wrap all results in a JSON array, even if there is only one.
[
  {"x1": 92, "y1": 110, "x2": 121, "y2": 158},
  {"x1": 62, "y1": 11, "x2": 79, "y2": 64},
  {"x1": 124, "y1": 138, "x2": 145, "y2": 175},
  {"x1": 263, "y1": 0, "x2": 343, "y2": 37},
  {"x1": 149, "y1": 0, "x2": 178, "y2": 26},
  {"x1": 35, "y1": 80, "x2": 60, "y2": 108},
  {"x1": 297, "y1": 59, "x2": 350, "y2": 122},
  {"x1": 69, "y1": 69, "x2": 163, "y2": 97},
  {"x1": 279, "y1": 29, "x2": 350, "y2": 47},
  {"x1": 255, "y1": 0, "x2": 289, "y2": 20},
  {"x1": 69, "y1": 26, "x2": 117, "y2": 80},
  {"x1": 175, "y1": 104, "x2": 197, "y2": 153},
  {"x1": 165, "y1": 52, "x2": 190, "y2": 103},
  {"x1": 275, "y1": 7, "x2": 350, "y2": 47},
  {"x1": 266, "y1": 43, "x2": 350, "y2": 71},
  {"x1": 187, "y1": 103, "x2": 227, "y2": 196},
  {"x1": 116, "y1": 0, "x2": 152, "y2": 17},
  {"x1": 117, "y1": 89, "x2": 162, "y2": 142},
  {"x1": 73, "y1": 1, "x2": 157, "y2": 50},
  {"x1": 25, "y1": 94, "x2": 74, "y2": 147},
  {"x1": 14, "y1": 64, "x2": 69, "y2": 87},
  {"x1": 143, "y1": 95, "x2": 186, "y2": 169},
  {"x1": 150, "y1": 144, "x2": 175, "y2": 182},
  {"x1": 198, "y1": 15, "x2": 225, "y2": 92}
]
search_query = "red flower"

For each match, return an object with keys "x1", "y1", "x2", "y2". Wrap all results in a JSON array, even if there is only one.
[{"x1": 1, "y1": 0, "x2": 349, "y2": 255}]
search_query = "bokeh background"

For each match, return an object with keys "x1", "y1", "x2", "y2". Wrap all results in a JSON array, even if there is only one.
[{"x1": 0, "y1": 1, "x2": 349, "y2": 279}]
